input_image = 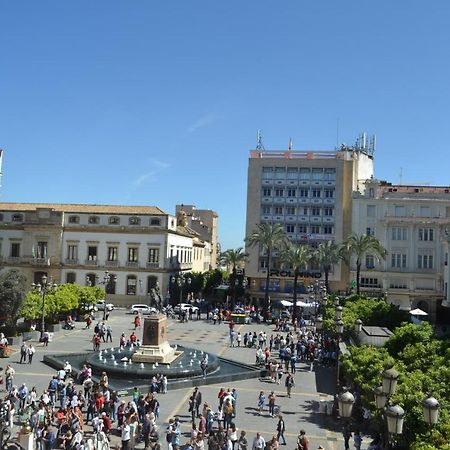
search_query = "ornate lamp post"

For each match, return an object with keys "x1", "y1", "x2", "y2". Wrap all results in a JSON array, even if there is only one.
[
  {"x1": 31, "y1": 275, "x2": 57, "y2": 340},
  {"x1": 98, "y1": 271, "x2": 117, "y2": 321},
  {"x1": 422, "y1": 395, "x2": 440, "y2": 426},
  {"x1": 335, "y1": 318, "x2": 344, "y2": 387},
  {"x1": 337, "y1": 388, "x2": 355, "y2": 418},
  {"x1": 355, "y1": 319, "x2": 363, "y2": 334},
  {"x1": 335, "y1": 305, "x2": 343, "y2": 320}
]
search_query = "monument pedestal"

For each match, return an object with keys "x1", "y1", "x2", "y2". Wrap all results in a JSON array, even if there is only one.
[{"x1": 131, "y1": 314, "x2": 181, "y2": 364}]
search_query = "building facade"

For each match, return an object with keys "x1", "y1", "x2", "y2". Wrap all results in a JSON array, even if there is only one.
[
  {"x1": 245, "y1": 143, "x2": 374, "y2": 304},
  {"x1": 352, "y1": 180, "x2": 450, "y2": 321},
  {"x1": 0, "y1": 203, "x2": 214, "y2": 306}
]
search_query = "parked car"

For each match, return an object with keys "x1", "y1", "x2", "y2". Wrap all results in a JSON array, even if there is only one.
[
  {"x1": 95, "y1": 300, "x2": 115, "y2": 311},
  {"x1": 174, "y1": 303, "x2": 199, "y2": 314},
  {"x1": 129, "y1": 304, "x2": 158, "y2": 315}
]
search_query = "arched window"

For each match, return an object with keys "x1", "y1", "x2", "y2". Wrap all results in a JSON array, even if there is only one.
[
  {"x1": 127, "y1": 275, "x2": 137, "y2": 295},
  {"x1": 66, "y1": 272, "x2": 76, "y2": 284},
  {"x1": 106, "y1": 274, "x2": 117, "y2": 294},
  {"x1": 109, "y1": 216, "x2": 120, "y2": 225},
  {"x1": 12, "y1": 214, "x2": 23, "y2": 222},
  {"x1": 88, "y1": 216, "x2": 100, "y2": 224},
  {"x1": 150, "y1": 218, "x2": 161, "y2": 226},
  {"x1": 86, "y1": 273, "x2": 97, "y2": 287},
  {"x1": 129, "y1": 217, "x2": 141, "y2": 225},
  {"x1": 147, "y1": 275, "x2": 158, "y2": 294},
  {"x1": 68, "y1": 215, "x2": 79, "y2": 224}
]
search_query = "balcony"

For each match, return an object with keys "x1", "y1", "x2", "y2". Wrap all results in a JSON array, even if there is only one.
[
  {"x1": 105, "y1": 260, "x2": 119, "y2": 267},
  {"x1": 85, "y1": 259, "x2": 98, "y2": 266},
  {"x1": 146, "y1": 262, "x2": 160, "y2": 269},
  {"x1": 65, "y1": 258, "x2": 79, "y2": 265},
  {"x1": 7, "y1": 256, "x2": 22, "y2": 264},
  {"x1": 30, "y1": 258, "x2": 48, "y2": 266},
  {"x1": 126, "y1": 261, "x2": 139, "y2": 268}
]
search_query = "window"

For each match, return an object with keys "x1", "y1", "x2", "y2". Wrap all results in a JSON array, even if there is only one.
[
  {"x1": 301, "y1": 207, "x2": 308, "y2": 215},
  {"x1": 147, "y1": 275, "x2": 158, "y2": 294},
  {"x1": 109, "y1": 216, "x2": 120, "y2": 225},
  {"x1": 68, "y1": 215, "x2": 79, "y2": 224},
  {"x1": 262, "y1": 206, "x2": 271, "y2": 214},
  {"x1": 12, "y1": 214, "x2": 23, "y2": 222},
  {"x1": 312, "y1": 189, "x2": 321, "y2": 198},
  {"x1": 275, "y1": 188, "x2": 284, "y2": 197},
  {"x1": 366, "y1": 255, "x2": 375, "y2": 269},
  {"x1": 10, "y1": 242, "x2": 20, "y2": 257},
  {"x1": 129, "y1": 216, "x2": 141, "y2": 225},
  {"x1": 88, "y1": 216, "x2": 100, "y2": 224},
  {"x1": 262, "y1": 167, "x2": 274, "y2": 179},
  {"x1": 418, "y1": 254, "x2": 434, "y2": 269},
  {"x1": 324, "y1": 189, "x2": 334, "y2": 198},
  {"x1": 108, "y1": 247, "x2": 118, "y2": 261},
  {"x1": 287, "y1": 168, "x2": 298, "y2": 179},
  {"x1": 262, "y1": 188, "x2": 272, "y2": 197},
  {"x1": 367, "y1": 205, "x2": 376, "y2": 217},
  {"x1": 312, "y1": 168, "x2": 323, "y2": 180},
  {"x1": 324, "y1": 168, "x2": 336, "y2": 181},
  {"x1": 420, "y1": 206, "x2": 431, "y2": 217},
  {"x1": 394, "y1": 206, "x2": 405, "y2": 217},
  {"x1": 311, "y1": 207, "x2": 320, "y2": 216},
  {"x1": 274, "y1": 167, "x2": 286, "y2": 180},
  {"x1": 0, "y1": 213, "x2": 3, "y2": 221},
  {"x1": 67, "y1": 245, "x2": 77, "y2": 260},
  {"x1": 286, "y1": 224, "x2": 295, "y2": 233},
  {"x1": 274, "y1": 206, "x2": 283, "y2": 215},
  {"x1": 366, "y1": 227, "x2": 375, "y2": 237},
  {"x1": 360, "y1": 277, "x2": 379, "y2": 288},
  {"x1": 127, "y1": 276, "x2": 137, "y2": 295},
  {"x1": 298, "y1": 225, "x2": 307, "y2": 233},
  {"x1": 86, "y1": 273, "x2": 96, "y2": 286},
  {"x1": 418, "y1": 228, "x2": 434, "y2": 241},
  {"x1": 260, "y1": 258, "x2": 268, "y2": 269},
  {"x1": 311, "y1": 225, "x2": 320, "y2": 234},
  {"x1": 66, "y1": 273, "x2": 76, "y2": 284},
  {"x1": 391, "y1": 253, "x2": 407, "y2": 269},
  {"x1": 369, "y1": 187, "x2": 375, "y2": 198},
  {"x1": 36, "y1": 241, "x2": 48, "y2": 259},
  {"x1": 299, "y1": 168, "x2": 310, "y2": 180},
  {"x1": 299, "y1": 189, "x2": 309, "y2": 198},
  {"x1": 323, "y1": 225, "x2": 333, "y2": 234},
  {"x1": 148, "y1": 248, "x2": 160, "y2": 263},
  {"x1": 286, "y1": 206, "x2": 295, "y2": 215},
  {"x1": 87, "y1": 246, "x2": 97, "y2": 261},
  {"x1": 150, "y1": 218, "x2": 161, "y2": 226},
  {"x1": 287, "y1": 188, "x2": 296, "y2": 197},
  {"x1": 392, "y1": 227, "x2": 407, "y2": 240},
  {"x1": 128, "y1": 247, "x2": 139, "y2": 262},
  {"x1": 390, "y1": 280, "x2": 408, "y2": 289},
  {"x1": 324, "y1": 207, "x2": 333, "y2": 216}
]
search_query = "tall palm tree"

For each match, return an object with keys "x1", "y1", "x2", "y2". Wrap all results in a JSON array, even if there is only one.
[
  {"x1": 340, "y1": 233, "x2": 388, "y2": 294},
  {"x1": 315, "y1": 240, "x2": 341, "y2": 293},
  {"x1": 247, "y1": 223, "x2": 288, "y2": 318},
  {"x1": 280, "y1": 242, "x2": 312, "y2": 325},
  {"x1": 219, "y1": 248, "x2": 247, "y2": 308}
]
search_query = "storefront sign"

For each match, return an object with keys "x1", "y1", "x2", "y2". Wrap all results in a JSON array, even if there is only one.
[{"x1": 269, "y1": 269, "x2": 322, "y2": 278}]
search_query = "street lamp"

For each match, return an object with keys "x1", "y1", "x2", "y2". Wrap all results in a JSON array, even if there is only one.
[
  {"x1": 31, "y1": 275, "x2": 57, "y2": 340},
  {"x1": 422, "y1": 395, "x2": 440, "y2": 426},
  {"x1": 337, "y1": 389, "x2": 355, "y2": 418},
  {"x1": 335, "y1": 305, "x2": 343, "y2": 320},
  {"x1": 385, "y1": 404, "x2": 405, "y2": 435},
  {"x1": 355, "y1": 319, "x2": 363, "y2": 334},
  {"x1": 335, "y1": 318, "x2": 344, "y2": 387},
  {"x1": 381, "y1": 367, "x2": 399, "y2": 395},
  {"x1": 98, "y1": 271, "x2": 117, "y2": 321},
  {"x1": 171, "y1": 273, "x2": 191, "y2": 304}
]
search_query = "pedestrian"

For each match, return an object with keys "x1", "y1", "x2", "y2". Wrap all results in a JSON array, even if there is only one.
[
  {"x1": 20, "y1": 343, "x2": 27, "y2": 364},
  {"x1": 276, "y1": 414, "x2": 286, "y2": 445},
  {"x1": 106, "y1": 325, "x2": 113, "y2": 342},
  {"x1": 342, "y1": 425, "x2": 352, "y2": 450},
  {"x1": 257, "y1": 391, "x2": 265, "y2": 415},
  {"x1": 134, "y1": 315, "x2": 141, "y2": 330},
  {"x1": 252, "y1": 432, "x2": 265, "y2": 450},
  {"x1": 200, "y1": 356, "x2": 208, "y2": 378},
  {"x1": 268, "y1": 391, "x2": 276, "y2": 417},
  {"x1": 27, "y1": 344, "x2": 35, "y2": 364},
  {"x1": 193, "y1": 387, "x2": 203, "y2": 417},
  {"x1": 166, "y1": 418, "x2": 174, "y2": 450},
  {"x1": 237, "y1": 332, "x2": 242, "y2": 347},
  {"x1": 42, "y1": 330, "x2": 50, "y2": 346},
  {"x1": 353, "y1": 430, "x2": 362, "y2": 450},
  {"x1": 162, "y1": 375, "x2": 168, "y2": 394},
  {"x1": 285, "y1": 373, "x2": 295, "y2": 398},
  {"x1": 297, "y1": 429, "x2": 309, "y2": 450},
  {"x1": 5, "y1": 365, "x2": 15, "y2": 392},
  {"x1": 121, "y1": 419, "x2": 131, "y2": 450},
  {"x1": 238, "y1": 430, "x2": 248, "y2": 450}
]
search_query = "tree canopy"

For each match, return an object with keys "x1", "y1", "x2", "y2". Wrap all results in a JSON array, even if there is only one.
[{"x1": 0, "y1": 269, "x2": 27, "y2": 327}]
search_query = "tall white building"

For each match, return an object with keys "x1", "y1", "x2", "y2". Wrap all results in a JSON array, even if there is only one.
[
  {"x1": 0, "y1": 202, "x2": 214, "y2": 306},
  {"x1": 352, "y1": 179, "x2": 450, "y2": 321}
]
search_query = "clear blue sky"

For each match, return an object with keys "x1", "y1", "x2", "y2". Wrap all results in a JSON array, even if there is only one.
[{"x1": 1, "y1": 1, "x2": 449, "y2": 250}]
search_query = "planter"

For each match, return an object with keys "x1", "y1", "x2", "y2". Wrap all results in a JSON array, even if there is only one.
[
  {"x1": 47, "y1": 323, "x2": 62, "y2": 333},
  {"x1": 22, "y1": 331, "x2": 40, "y2": 342},
  {"x1": 0, "y1": 346, "x2": 13, "y2": 358},
  {"x1": 7, "y1": 335, "x2": 23, "y2": 346}
]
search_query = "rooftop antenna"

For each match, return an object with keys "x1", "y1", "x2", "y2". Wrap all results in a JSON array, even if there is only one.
[
  {"x1": 288, "y1": 137, "x2": 293, "y2": 151},
  {"x1": 256, "y1": 129, "x2": 265, "y2": 150},
  {"x1": 0, "y1": 149, "x2": 3, "y2": 192}
]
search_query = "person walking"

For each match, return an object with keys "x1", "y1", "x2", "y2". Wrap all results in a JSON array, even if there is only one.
[
  {"x1": 27, "y1": 344, "x2": 35, "y2": 364},
  {"x1": 297, "y1": 429, "x2": 309, "y2": 450},
  {"x1": 121, "y1": 419, "x2": 131, "y2": 450},
  {"x1": 20, "y1": 343, "x2": 27, "y2": 364},
  {"x1": 252, "y1": 432, "x2": 265, "y2": 450},
  {"x1": 106, "y1": 325, "x2": 113, "y2": 342},
  {"x1": 342, "y1": 425, "x2": 352, "y2": 450},
  {"x1": 276, "y1": 415, "x2": 286, "y2": 445},
  {"x1": 285, "y1": 373, "x2": 295, "y2": 398},
  {"x1": 5, "y1": 364, "x2": 15, "y2": 392},
  {"x1": 353, "y1": 430, "x2": 362, "y2": 450},
  {"x1": 257, "y1": 391, "x2": 265, "y2": 415},
  {"x1": 268, "y1": 391, "x2": 276, "y2": 417}
]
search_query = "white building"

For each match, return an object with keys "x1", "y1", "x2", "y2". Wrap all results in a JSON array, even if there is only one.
[
  {"x1": 0, "y1": 202, "x2": 213, "y2": 306},
  {"x1": 352, "y1": 179, "x2": 450, "y2": 321}
]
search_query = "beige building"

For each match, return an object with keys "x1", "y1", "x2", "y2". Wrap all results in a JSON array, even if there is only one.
[
  {"x1": 0, "y1": 202, "x2": 215, "y2": 306},
  {"x1": 175, "y1": 204, "x2": 219, "y2": 269},
  {"x1": 352, "y1": 179, "x2": 450, "y2": 322},
  {"x1": 245, "y1": 140, "x2": 374, "y2": 304}
]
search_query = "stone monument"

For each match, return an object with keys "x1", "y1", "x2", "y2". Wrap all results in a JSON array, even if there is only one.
[{"x1": 131, "y1": 314, "x2": 179, "y2": 364}]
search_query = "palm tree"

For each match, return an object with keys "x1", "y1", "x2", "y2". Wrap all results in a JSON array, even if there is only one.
[
  {"x1": 247, "y1": 223, "x2": 288, "y2": 318},
  {"x1": 219, "y1": 248, "x2": 247, "y2": 308},
  {"x1": 315, "y1": 240, "x2": 341, "y2": 293},
  {"x1": 280, "y1": 242, "x2": 312, "y2": 325},
  {"x1": 340, "y1": 233, "x2": 388, "y2": 294}
]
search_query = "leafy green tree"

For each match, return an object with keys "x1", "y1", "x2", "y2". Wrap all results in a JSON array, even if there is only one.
[
  {"x1": 0, "y1": 269, "x2": 27, "y2": 328},
  {"x1": 247, "y1": 223, "x2": 288, "y2": 317},
  {"x1": 203, "y1": 269, "x2": 225, "y2": 298},
  {"x1": 219, "y1": 247, "x2": 247, "y2": 309},
  {"x1": 340, "y1": 233, "x2": 388, "y2": 294},
  {"x1": 315, "y1": 240, "x2": 340, "y2": 293},
  {"x1": 280, "y1": 242, "x2": 312, "y2": 324},
  {"x1": 385, "y1": 322, "x2": 435, "y2": 358}
]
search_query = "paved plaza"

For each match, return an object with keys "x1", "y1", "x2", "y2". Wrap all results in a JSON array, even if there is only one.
[{"x1": 6, "y1": 310, "x2": 367, "y2": 449}]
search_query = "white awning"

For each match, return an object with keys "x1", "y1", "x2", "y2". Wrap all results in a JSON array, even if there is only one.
[{"x1": 409, "y1": 308, "x2": 428, "y2": 316}]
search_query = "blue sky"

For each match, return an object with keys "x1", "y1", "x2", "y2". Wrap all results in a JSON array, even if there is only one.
[{"x1": 1, "y1": 1, "x2": 449, "y2": 250}]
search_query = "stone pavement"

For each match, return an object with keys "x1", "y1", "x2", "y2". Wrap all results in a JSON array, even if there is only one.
[{"x1": 5, "y1": 310, "x2": 371, "y2": 449}]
